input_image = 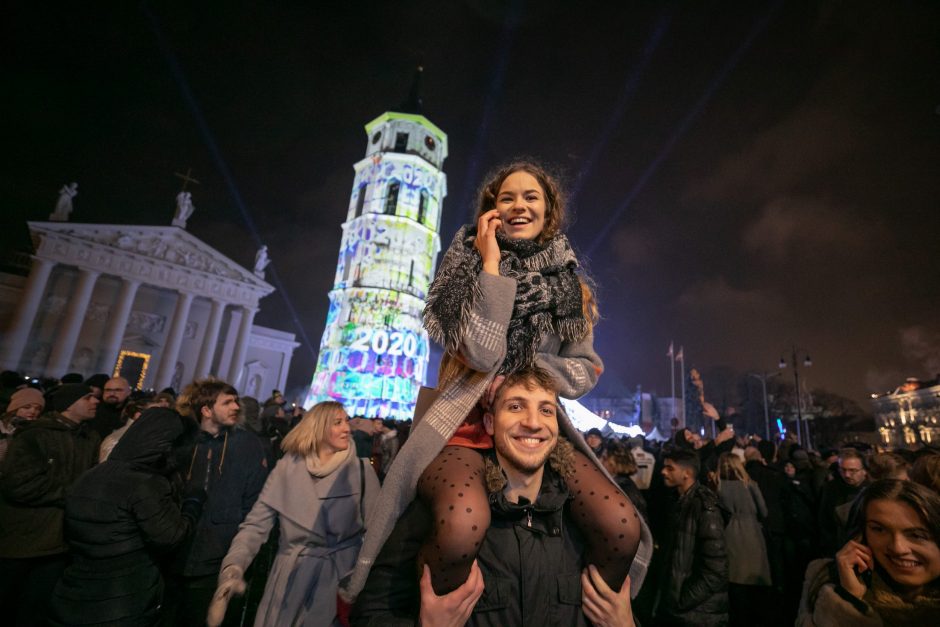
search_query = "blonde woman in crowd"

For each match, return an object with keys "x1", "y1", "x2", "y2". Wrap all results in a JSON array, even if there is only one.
[
  {"x1": 207, "y1": 401, "x2": 378, "y2": 627},
  {"x1": 717, "y1": 452, "x2": 772, "y2": 626}
]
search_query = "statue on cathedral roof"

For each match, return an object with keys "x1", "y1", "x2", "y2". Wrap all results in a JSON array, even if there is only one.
[
  {"x1": 253, "y1": 245, "x2": 270, "y2": 278},
  {"x1": 172, "y1": 191, "x2": 194, "y2": 228},
  {"x1": 50, "y1": 182, "x2": 78, "y2": 221}
]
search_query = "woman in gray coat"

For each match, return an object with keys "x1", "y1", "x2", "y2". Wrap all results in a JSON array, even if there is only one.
[
  {"x1": 207, "y1": 401, "x2": 379, "y2": 627},
  {"x1": 717, "y1": 452, "x2": 772, "y2": 626}
]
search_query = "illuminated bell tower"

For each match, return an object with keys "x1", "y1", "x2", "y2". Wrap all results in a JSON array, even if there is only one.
[{"x1": 304, "y1": 72, "x2": 448, "y2": 419}]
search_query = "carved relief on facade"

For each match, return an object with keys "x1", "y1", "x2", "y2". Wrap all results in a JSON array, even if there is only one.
[
  {"x1": 30, "y1": 343, "x2": 51, "y2": 372},
  {"x1": 184, "y1": 321, "x2": 199, "y2": 339},
  {"x1": 110, "y1": 232, "x2": 245, "y2": 280},
  {"x1": 70, "y1": 347, "x2": 94, "y2": 372},
  {"x1": 170, "y1": 361, "x2": 184, "y2": 392},
  {"x1": 128, "y1": 310, "x2": 166, "y2": 334},
  {"x1": 45, "y1": 295, "x2": 68, "y2": 315},
  {"x1": 85, "y1": 302, "x2": 111, "y2": 322}
]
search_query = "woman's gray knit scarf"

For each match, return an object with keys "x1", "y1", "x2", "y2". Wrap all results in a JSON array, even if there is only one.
[{"x1": 424, "y1": 225, "x2": 588, "y2": 374}]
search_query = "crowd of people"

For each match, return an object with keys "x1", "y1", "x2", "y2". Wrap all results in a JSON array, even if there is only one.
[{"x1": 1, "y1": 159, "x2": 938, "y2": 626}]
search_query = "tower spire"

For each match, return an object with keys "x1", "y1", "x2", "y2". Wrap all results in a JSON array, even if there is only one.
[{"x1": 397, "y1": 66, "x2": 423, "y2": 114}]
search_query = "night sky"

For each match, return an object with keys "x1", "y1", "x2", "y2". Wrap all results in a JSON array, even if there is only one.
[{"x1": 5, "y1": 1, "x2": 939, "y2": 409}]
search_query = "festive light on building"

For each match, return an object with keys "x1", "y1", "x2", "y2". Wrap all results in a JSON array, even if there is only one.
[{"x1": 304, "y1": 102, "x2": 448, "y2": 419}]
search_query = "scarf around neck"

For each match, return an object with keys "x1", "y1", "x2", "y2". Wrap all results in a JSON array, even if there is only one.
[
  {"x1": 305, "y1": 443, "x2": 355, "y2": 478},
  {"x1": 424, "y1": 224, "x2": 588, "y2": 375}
]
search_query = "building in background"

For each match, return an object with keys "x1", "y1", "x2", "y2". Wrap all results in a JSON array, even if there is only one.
[
  {"x1": 0, "y1": 219, "x2": 298, "y2": 396},
  {"x1": 304, "y1": 80, "x2": 447, "y2": 419},
  {"x1": 871, "y1": 377, "x2": 940, "y2": 447}
]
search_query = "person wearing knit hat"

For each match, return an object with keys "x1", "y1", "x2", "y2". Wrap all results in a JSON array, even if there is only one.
[
  {"x1": 585, "y1": 427, "x2": 605, "y2": 456},
  {"x1": 49, "y1": 383, "x2": 98, "y2": 418},
  {"x1": 0, "y1": 385, "x2": 100, "y2": 625},
  {"x1": 0, "y1": 387, "x2": 47, "y2": 464},
  {"x1": 6, "y1": 387, "x2": 45, "y2": 419}
]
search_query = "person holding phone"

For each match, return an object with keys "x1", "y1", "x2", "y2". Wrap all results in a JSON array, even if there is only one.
[{"x1": 796, "y1": 479, "x2": 940, "y2": 625}]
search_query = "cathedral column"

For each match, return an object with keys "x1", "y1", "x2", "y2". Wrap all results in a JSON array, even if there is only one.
[
  {"x1": 0, "y1": 257, "x2": 56, "y2": 371},
  {"x1": 97, "y1": 278, "x2": 141, "y2": 374},
  {"x1": 194, "y1": 299, "x2": 226, "y2": 378},
  {"x1": 153, "y1": 291, "x2": 194, "y2": 390},
  {"x1": 46, "y1": 267, "x2": 100, "y2": 376},
  {"x1": 226, "y1": 306, "x2": 257, "y2": 388}
]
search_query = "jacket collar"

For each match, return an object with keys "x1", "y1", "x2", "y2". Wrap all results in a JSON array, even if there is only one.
[{"x1": 489, "y1": 464, "x2": 569, "y2": 531}]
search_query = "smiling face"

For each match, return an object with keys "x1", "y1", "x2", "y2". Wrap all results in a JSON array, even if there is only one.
[
  {"x1": 865, "y1": 498, "x2": 940, "y2": 592},
  {"x1": 494, "y1": 170, "x2": 546, "y2": 241},
  {"x1": 319, "y1": 409, "x2": 352, "y2": 457},
  {"x1": 484, "y1": 380, "x2": 559, "y2": 476}
]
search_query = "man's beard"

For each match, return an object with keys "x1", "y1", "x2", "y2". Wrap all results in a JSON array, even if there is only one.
[{"x1": 494, "y1": 438, "x2": 556, "y2": 474}]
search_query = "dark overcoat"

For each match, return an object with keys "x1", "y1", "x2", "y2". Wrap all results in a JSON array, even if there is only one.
[{"x1": 49, "y1": 408, "x2": 199, "y2": 626}]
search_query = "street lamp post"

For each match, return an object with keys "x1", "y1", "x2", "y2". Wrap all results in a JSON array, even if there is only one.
[
  {"x1": 779, "y1": 345, "x2": 813, "y2": 448},
  {"x1": 748, "y1": 371, "x2": 779, "y2": 440}
]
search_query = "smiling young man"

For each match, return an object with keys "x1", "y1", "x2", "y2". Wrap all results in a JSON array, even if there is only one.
[
  {"x1": 351, "y1": 367, "x2": 634, "y2": 626},
  {"x1": 162, "y1": 379, "x2": 269, "y2": 627}
]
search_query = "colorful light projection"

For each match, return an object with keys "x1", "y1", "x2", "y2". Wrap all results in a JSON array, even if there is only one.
[
  {"x1": 305, "y1": 110, "x2": 447, "y2": 419},
  {"x1": 304, "y1": 287, "x2": 429, "y2": 418}
]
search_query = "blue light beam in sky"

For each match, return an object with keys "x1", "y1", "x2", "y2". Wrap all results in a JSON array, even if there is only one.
[
  {"x1": 447, "y1": 0, "x2": 525, "y2": 237},
  {"x1": 141, "y1": 2, "x2": 317, "y2": 363},
  {"x1": 568, "y1": 9, "x2": 673, "y2": 210},
  {"x1": 585, "y1": 0, "x2": 784, "y2": 258}
]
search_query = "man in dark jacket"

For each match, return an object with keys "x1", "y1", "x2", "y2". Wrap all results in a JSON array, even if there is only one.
[
  {"x1": 49, "y1": 408, "x2": 205, "y2": 626},
  {"x1": 817, "y1": 447, "x2": 868, "y2": 556},
  {"x1": 351, "y1": 368, "x2": 634, "y2": 626},
  {"x1": 0, "y1": 383, "x2": 100, "y2": 626},
  {"x1": 162, "y1": 379, "x2": 269, "y2": 627},
  {"x1": 656, "y1": 448, "x2": 729, "y2": 627},
  {"x1": 87, "y1": 376, "x2": 131, "y2": 439}
]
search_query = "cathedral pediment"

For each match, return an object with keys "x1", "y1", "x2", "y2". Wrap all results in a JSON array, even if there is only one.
[
  {"x1": 29, "y1": 222, "x2": 268, "y2": 288},
  {"x1": 27, "y1": 222, "x2": 273, "y2": 308}
]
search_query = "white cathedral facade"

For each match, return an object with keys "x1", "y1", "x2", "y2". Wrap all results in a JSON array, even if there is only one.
[{"x1": 0, "y1": 211, "x2": 298, "y2": 398}]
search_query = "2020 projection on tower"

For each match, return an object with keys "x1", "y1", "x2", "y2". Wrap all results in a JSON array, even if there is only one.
[{"x1": 304, "y1": 110, "x2": 448, "y2": 419}]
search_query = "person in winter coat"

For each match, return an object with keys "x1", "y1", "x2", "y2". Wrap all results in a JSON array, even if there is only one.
[
  {"x1": 0, "y1": 383, "x2": 100, "y2": 626},
  {"x1": 343, "y1": 160, "x2": 650, "y2": 603},
  {"x1": 603, "y1": 439, "x2": 648, "y2": 524},
  {"x1": 49, "y1": 408, "x2": 205, "y2": 626},
  {"x1": 350, "y1": 368, "x2": 635, "y2": 627},
  {"x1": 797, "y1": 479, "x2": 940, "y2": 626},
  {"x1": 717, "y1": 452, "x2": 772, "y2": 626},
  {"x1": 818, "y1": 447, "x2": 868, "y2": 556},
  {"x1": 657, "y1": 448, "x2": 729, "y2": 627},
  {"x1": 162, "y1": 379, "x2": 269, "y2": 627},
  {"x1": 0, "y1": 386, "x2": 45, "y2": 463},
  {"x1": 207, "y1": 401, "x2": 379, "y2": 627}
]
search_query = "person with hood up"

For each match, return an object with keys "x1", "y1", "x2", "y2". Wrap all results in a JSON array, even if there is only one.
[{"x1": 49, "y1": 408, "x2": 205, "y2": 626}]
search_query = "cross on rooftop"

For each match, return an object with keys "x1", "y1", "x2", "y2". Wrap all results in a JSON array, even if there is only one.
[{"x1": 174, "y1": 168, "x2": 201, "y2": 192}]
